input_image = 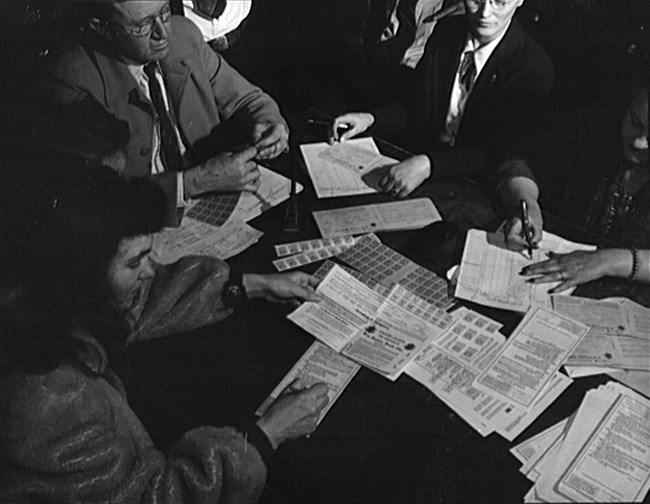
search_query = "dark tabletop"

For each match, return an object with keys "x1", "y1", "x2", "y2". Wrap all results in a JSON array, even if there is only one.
[{"x1": 127, "y1": 112, "x2": 649, "y2": 504}]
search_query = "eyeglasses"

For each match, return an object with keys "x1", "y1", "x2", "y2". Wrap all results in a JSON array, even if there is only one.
[
  {"x1": 112, "y1": 3, "x2": 172, "y2": 37},
  {"x1": 466, "y1": 0, "x2": 517, "y2": 11}
]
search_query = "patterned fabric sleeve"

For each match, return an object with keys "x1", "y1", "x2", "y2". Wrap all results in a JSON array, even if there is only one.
[
  {"x1": 127, "y1": 256, "x2": 233, "y2": 344},
  {"x1": 0, "y1": 365, "x2": 268, "y2": 504}
]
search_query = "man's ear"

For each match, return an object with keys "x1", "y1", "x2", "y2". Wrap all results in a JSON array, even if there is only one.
[{"x1": 89, "y1": 17, "x2": 113, "y2": 41}]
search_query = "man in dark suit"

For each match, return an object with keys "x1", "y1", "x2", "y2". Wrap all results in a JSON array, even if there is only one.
[{"x1": 333, "y1": 0, "x2": 554, "y2": 202}]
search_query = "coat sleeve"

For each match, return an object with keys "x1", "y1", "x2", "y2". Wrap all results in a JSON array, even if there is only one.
[
  {"x1": 128, "y1": 256, "x2": 233, "y2": 343},
  {"x1": 0, "y1": 368, "x2": 268, "y2": 504},
  {"x1": 185, "y1": 17, "x2": 287, "y2": 132}
]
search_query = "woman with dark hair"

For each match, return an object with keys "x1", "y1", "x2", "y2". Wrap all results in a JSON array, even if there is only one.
[{"x1": 0, "y1": 159, "x2": 328, "y2": 503}]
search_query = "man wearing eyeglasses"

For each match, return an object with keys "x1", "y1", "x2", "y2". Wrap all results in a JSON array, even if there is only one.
[
  {"x1": 45, "y1": 0, "x2": 289, "y2": 224},
  {"x1": 332, "y1": 0, "x2": 554, "y2": 234}
]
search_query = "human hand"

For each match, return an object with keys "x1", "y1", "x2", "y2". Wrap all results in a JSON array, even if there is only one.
[
  {"x1": 423, "y1": 0, "x2": 465, "y2": 23},
  {"x1": 504, "y1": 202, "x2": 543, "y2": 252},
  {"x1": 379, "y1": 155, "x2": 431, "y2": 198},
  {"x1": 183, "y1": 146, "x2": 259, "y2": 197},
  {"x1": 519, "y1": 249, "x2": 625, "y2": 293},
  {"x1": 243, "y1": 272, "x2": 320, "y2": 306},
  {"x1": 329, "y1": 113, "x2": 375, "y2": 143},
  {"x1": 257, "y1": 380, "x2": 329, "y2": 449},
  {"x1": 251, "y1": 122, "x2": 289, "y2": 160}
]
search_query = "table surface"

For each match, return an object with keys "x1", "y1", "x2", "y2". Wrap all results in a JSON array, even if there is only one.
[{"x1": 128, "y1": 111, "x2": 650, "y2": 504}]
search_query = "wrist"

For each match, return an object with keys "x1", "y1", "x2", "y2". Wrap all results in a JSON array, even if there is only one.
[
  {"x1": 603, "y1": 249, "x2": 633, "y2": 278},
  {"x1": 242, "y1": 273, "x2": 266, "y2": 300},
  {"x1": 182, "y1": 167, "x2": 200, "y2": 199},
  {"x1": 255, "y1": 417, "x2": 281, "y2": 450},
  {"x1": 224, "y1": 269, "x2": 248, "y2": 309}
]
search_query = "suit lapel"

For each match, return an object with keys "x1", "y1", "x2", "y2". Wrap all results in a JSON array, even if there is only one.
[
  {"x1": 425, "y1": 18, "x2": 467, "y2": 135},
  {"x1": 462, "y1": 20, "x2": 524, "y2": 122}
]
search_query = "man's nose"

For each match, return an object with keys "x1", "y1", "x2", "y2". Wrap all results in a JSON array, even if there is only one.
[
  {"x1": 477, "y1": 0, "x2": 495, "y2": 16},
  {"x1": 151, "y1": 16, "x2": 169, "y2": 39}
]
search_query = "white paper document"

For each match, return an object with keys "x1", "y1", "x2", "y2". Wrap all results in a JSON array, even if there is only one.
[
  {"x1": 186, "y1": 166, "x2": 303, "y2": 226},
  {"x1": 553, "y1": 296, "x2": 650, "y2": 371},
  {"x1": 455, "y1": 229, "x2": 596, "y2": 312},
  {"x1": 406, "y1": 307, "x2": 573, "y2": 439},
  {"x1": 288, "y1": 264, "x2": 452, "y2": 379},
  {"x1": 300, "y1": 138, "x2": 398, "y2": 198},
  {"x1": 525, "y1": 382, "x2": 650, "y2": 503},
  {"x1": 313, "y1": 198, "x2": 442, "y2": 238},
  {"x1": 152, "y1": 218, "x2": 263, "y2": 264},
  {"x1": 255, "y1": 341, "x2": 361, "y2": 425},
  {"x1": 474, "y1": 307, "x2": 588, "y2": 408}
]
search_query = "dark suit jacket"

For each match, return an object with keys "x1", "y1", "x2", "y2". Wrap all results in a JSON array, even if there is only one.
[
  {"x1": 371, "y1": 16, "x2": 555, "y2": 184},
  {"x1": 45, "y1": 16, "x2": 286, "y2": 221}
]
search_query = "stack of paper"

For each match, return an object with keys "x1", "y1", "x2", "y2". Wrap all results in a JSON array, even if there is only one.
[
  {"x1": 153, "y1": 167, "x2": 298, "y2": 263},
  {"x1": 406, "y1": 307, "x2": 586, "y2": 439},
  {"x1": 455, "y1": 229, "x2": 595, "y2": 312},
  {"x1": 288, "y1": 264, "x2": 453, "y2": 380},
  {"x1": 551, "y1": 296, "x2": 650, "y2": 398},
  {"x1": 511, "y1": 381, "x2": 650, "y2": 502}
]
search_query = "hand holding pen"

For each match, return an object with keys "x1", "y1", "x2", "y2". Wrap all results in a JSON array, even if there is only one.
[
  {"x1": 309, "y1": 113, "x2": 375, "y2": 143},
  {"x1": 504, "y1": 199, "x2": 543, "y2": 254},
  {"x1": 520, "y1": 199, "x2": 534, "y2": 257}
]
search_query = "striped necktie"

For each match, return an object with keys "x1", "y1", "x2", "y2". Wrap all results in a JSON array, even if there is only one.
[
  {"x1": 144, "y1": 62, "x2": 184, "y2": 173},
  {"x1": 459, "y1": 50, "x2": 476, "y2": 91}
]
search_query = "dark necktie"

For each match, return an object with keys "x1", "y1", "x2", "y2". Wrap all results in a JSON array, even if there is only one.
[
  {"x1": 459, "y1": 51, "x2": 476, "y2": 92},
  {"x1": 144, "y1": 62, "x2": 184, "y2": 173}
]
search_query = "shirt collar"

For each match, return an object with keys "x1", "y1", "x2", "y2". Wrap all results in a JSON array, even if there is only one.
[{"x1": 463, "y1": 20, "x2": 511, "y2": 76}]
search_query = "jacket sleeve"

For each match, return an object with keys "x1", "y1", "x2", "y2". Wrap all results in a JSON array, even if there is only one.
[
  {"x1": 187, "y1": 18, "x2": 288, "y2": 133},
  {"x1": 0, "y1": 368, "x2": 268, "y2": 504},
  {"x1": 128, "y1": 256, "x2": 233, "y2": 344}
]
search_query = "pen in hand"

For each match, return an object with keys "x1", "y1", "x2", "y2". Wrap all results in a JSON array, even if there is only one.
[
  {"x1": 307, "y1": 118, "x2": 351, "y2": 142},
  {"x1": 519, "y1": 199, "x2": 534, "y2": 259}
]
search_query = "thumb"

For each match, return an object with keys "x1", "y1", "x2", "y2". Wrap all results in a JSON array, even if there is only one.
[{"x1": 305, "y1": 382, "x2": 329, "y2": 399}]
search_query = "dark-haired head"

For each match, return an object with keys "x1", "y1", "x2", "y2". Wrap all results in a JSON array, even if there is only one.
[{"x1": 1, "y1": 152, "x2": 166, "y2": 370}]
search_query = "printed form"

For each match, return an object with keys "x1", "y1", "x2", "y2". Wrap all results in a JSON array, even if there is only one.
[
  {"x1": 474, "y1": 307, "x2": 588, "y2": 408},
  {"x1": 313, "y1": 198, "x2": 442, "y2": 238},
  {"x1": 406, "y1": 307, "x2": 573, "y2": 439},
  {"x1": 529, "y1": 382, "x2": 650, "y2": 503},
  {"x1": 456, "y1": 229, "x2": 596, "y2": 312},
  {"x1": 288, "y1": 264, "x2": 452, "y2": 378},
  {"x1": 553, "y1": 296, "x2": 650, "y2": 371},
  {"x1": 153, "y1": 218, "x2": 263, "y2": 264},
  {"x1": 255, "y1": 341, "x2": 361, "y2": 425},
  {"x1": 300, "y1": 138, "x2": 398, "y2": 198}
]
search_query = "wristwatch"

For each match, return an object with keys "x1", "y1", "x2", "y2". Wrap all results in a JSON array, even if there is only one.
[{"x1": 223, "y1": 269, "x2": 248, "y2": 309}]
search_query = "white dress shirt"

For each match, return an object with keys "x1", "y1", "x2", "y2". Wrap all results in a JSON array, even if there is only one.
[{"x1": 183, "y1": 0, "x2": 252, "y2": 42}]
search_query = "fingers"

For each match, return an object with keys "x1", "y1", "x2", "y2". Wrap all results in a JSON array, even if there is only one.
[
  {"x1": 253, "y1": 124, "x2": 289, "y2": 159},
  {"x1": 285, "y1": 377, "x2": 310, "y2": 393},
  {"x1": 240, "y1": 165, "x2": 261, "y2": 192},
  {"x1": 234, "y1": 145, "x2": 259, "y2": 162}
]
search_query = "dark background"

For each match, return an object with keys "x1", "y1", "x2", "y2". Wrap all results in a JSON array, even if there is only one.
[{"x1": 0, "y1": 0, "x2": 647, "y2": 227}]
